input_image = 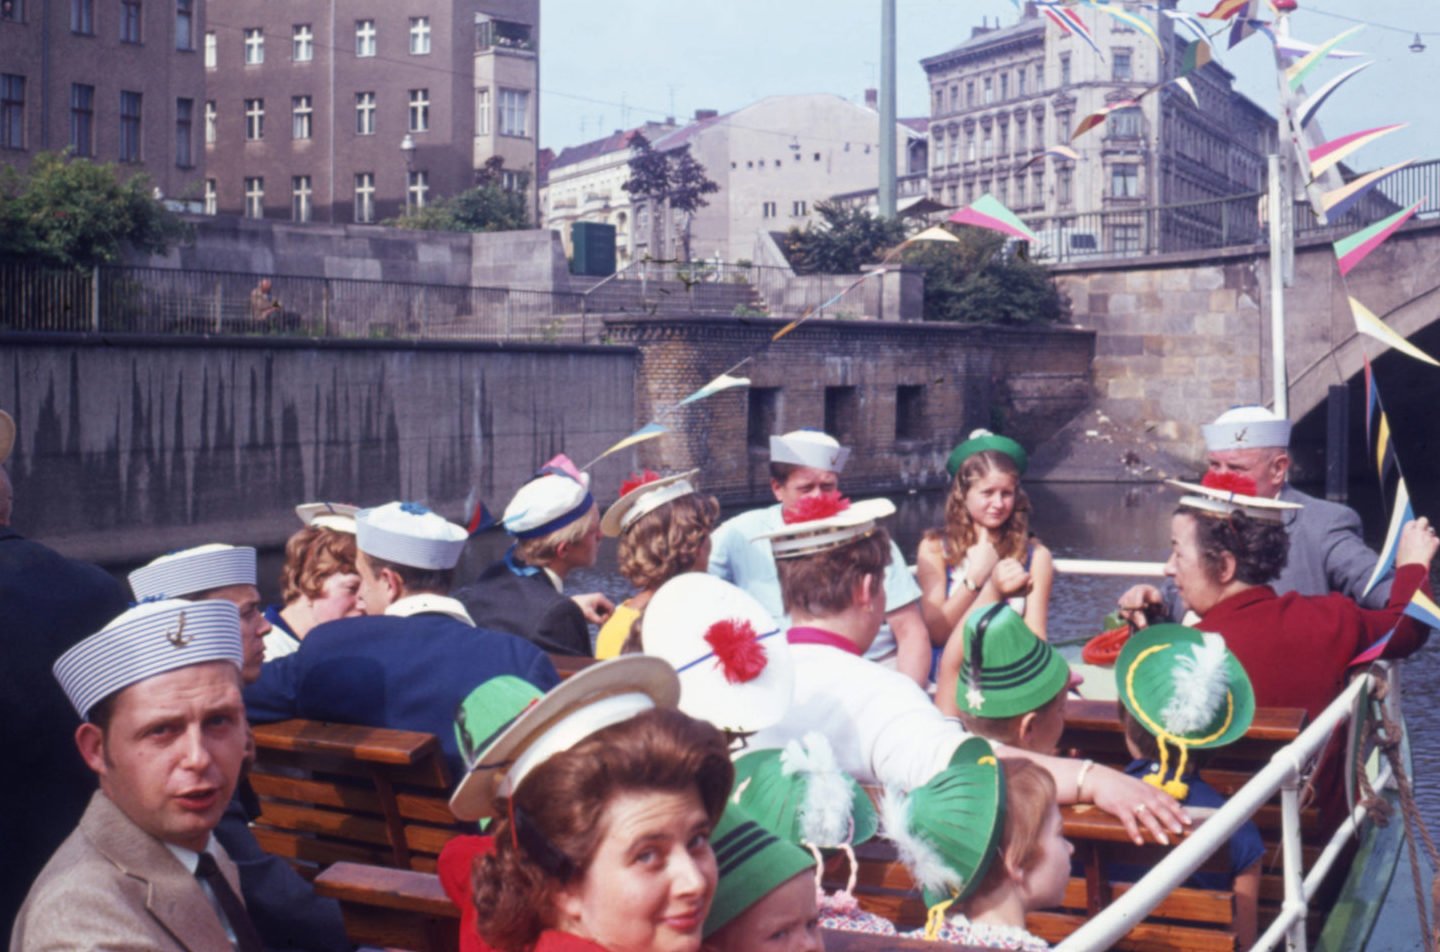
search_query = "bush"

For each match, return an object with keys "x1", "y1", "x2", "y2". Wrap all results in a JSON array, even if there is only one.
[
  {"x1": 903, "y1": 228, "x2": 1067, "y2": 325},
  {"x1": 780, "y1": 201, "x2": 905, "y2": 275}
]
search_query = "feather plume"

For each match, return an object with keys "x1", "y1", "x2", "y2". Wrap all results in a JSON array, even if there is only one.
[
  {"x1": 781, "y1": 733, "x2": 854, "y2": 847},
  {"x1": 618, "y1": 469, "x2": 661, "y2": 497},
  {"x1": 703, "y1": 618, "x2": 768, "y2": 683},
  {"x1": 1161, "y1": 633, "x2": 1232, "y2": 736},
  {"x1": 782, "y1": 491, "x2": 851, "y2": 525},
  {"x1": 1200, "y1": 471, "x2": 1258, "y2": 497},
  {"x1": 879, "y1": 787, "x2": 962, "y2": 899}
]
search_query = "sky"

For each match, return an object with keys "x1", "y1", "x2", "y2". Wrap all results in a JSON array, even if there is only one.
[{"x1": 538, "y1": 0, "x2": 1440, "y2": 168}]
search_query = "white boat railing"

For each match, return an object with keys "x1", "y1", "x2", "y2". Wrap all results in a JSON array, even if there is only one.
[
  {"x1": 1052, "y1": 557, "x2": 1166, "y2": 577},
  {"x1": 1055, "y1": 663, "x2": 1395, "y2": 952}
]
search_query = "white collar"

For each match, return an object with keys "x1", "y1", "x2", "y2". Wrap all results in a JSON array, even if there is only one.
[
  {"x1": 163, "y1": 835, "x2": 215, "y2": 874},
  {"x1": 386, "y1": 593, "x2": 475, "y2": 626},
  {"x1": 542, "y1": 567, "x2": 564, "y2": 593}
]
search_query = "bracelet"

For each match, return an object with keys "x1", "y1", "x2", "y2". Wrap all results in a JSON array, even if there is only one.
[
  {"x1": 1076, "y1": 759, "x2": 1096, "y2": 803},
  {"x1": 961, "y1": 574, "x2": 981, "y2": 593}
]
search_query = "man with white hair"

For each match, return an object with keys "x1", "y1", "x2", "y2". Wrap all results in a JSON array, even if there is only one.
[{"x1": 1120, "y1": 405, "x2": 1391, "y2": 624}]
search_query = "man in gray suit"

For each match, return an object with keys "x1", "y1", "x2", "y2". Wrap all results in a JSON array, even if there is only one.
[
  {"x1": 1120, "y1": 405, "x2": 1391, "y2": 623},
  {"x1": 12, "y1": 599, "x2": 263, "y2": 952}
]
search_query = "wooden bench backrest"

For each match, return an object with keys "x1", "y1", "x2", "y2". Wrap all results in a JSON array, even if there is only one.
[{"x1": 249, "y1": 720, "x2": 472, "y2": 876}]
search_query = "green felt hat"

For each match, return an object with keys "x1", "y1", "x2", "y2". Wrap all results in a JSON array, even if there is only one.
[
  {"x1": 703, "y1": 802, "x2": 817, "y2": 939},
  {"x1": 1116, "y1": 624, "x2": 1255, "y2": 799},
  {"x1": 958, "y1": 603, "x2": 1070, "y2": 719},
  {"x1": 731, "y1": 734, "x2": 878, "y2": 850},
  {"x1": 946, "y1": 429, "x2": 1028, "y2": 479},
  {"x1": 882, "y1": 737, "x2": 1006, "y2": 909}
]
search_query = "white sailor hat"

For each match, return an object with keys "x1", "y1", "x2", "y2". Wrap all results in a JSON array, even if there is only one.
[
  {"x1": 129, "y1": 544, "x2": 258, "y2": 600},
  {"x1": 54, "y1": 598, "x2": 244, "y2": 720},
  {"x1": 0, "y1": 409, "x2": 14, "y2": 465},
  {"x1": 295, "y1": 502, "x2": 360, "y2": 533},
  {"x1": 642, "y1": 573, "x2": 794, "y2": 734},
  {"x1": 355, "y1": 501, "x2": 468, "y2": 570},
  {"x1": 753, "y1": 494, "x2": 896, "y2": 560},
  {"x1": 1201, "y1": 406, "x2": 1292, "y2": 452},
  {"x1": 600, "y1": 469, "x2": 700, "y2": 538},
  {"x1": 1167, "y1": 474, "x2": 1302, "y2": 524},
  {"x1": 769, "y1": 429, "x2": 850, "y2": 473},
  {"x1": 503, "y1": 473, "x2": 596, "y2": 540}
]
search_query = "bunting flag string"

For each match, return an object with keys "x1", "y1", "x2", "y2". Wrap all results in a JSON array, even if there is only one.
[
  {"x1": 1229, "y1": 15, "x2": 1269, "y2": 50},
  {"x1": 1198, "y1": 0, "x2": 1250, "y2": 20},
  {"x1": 1357, "y1": 583, "x2": 1440, "y2": 664},
  {"x1": 1017, "y1": 144, "x2": 1080, "y2": 171},
  {"x1": 1320, "y1": 159, "x2": 1414, "y2": 218},
  {"x1": 1362, "y1": 355, "x2": 1405, "y2": 509},
  {"x1": 1308, "y1": 124, "x2": 1407, "y2": 179},
  {"x1": 1359, "y1": 462, "x2": 1410, "y2": 601},
  {"x1": 1036, "y1": 2, "x2": 1103, "y2": 55},
  {"x1": 1179, "y1": 39, "x2": 1214, "y2": 76},
  {"x1": 676, "y1": 373, "x2": 752, "y2": 407},
  {"x1": 586, "y1": 422, "x2": 669, "y2": 468},
  {"x1": 771, "y1": 269, "x2": 885, "y2": 342},
  {"x1": 1349, "y1": 297, "x2": 1440, "y2": 368},
  {"x1": 1333, "y1": 200, "x2": 1424, "y2": 276},
  {"x1": 948, "y1": 193, "x2": 1039, "y2": 243},
  {"x1": 1172, "y1": 77, "x2": 1199, "y2": 108},
  {"x1": 1161, "y1": 9, "x2": 1211, "y2": 44},
  {"x1": 1070, "y1": 98, "x2": 1141, "y2": 142},
  {"x1": 1274, "y1": 33, "x2": 1364, "y2": 61},
  {"x1": 1296, "y1": 62, "x2": 1372, "y2": 130},
  {"x1": 1286, "y1": 26, "x2": 1365, "y2": 92},
  {"x1": 1088, "y1": 3, "x2": 1164, "y2": 53}
]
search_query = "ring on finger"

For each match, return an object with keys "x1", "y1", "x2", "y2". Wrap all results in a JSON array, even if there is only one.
[{"x1": 1134, "y1": 803, "x2": 1149, "y2": 813}]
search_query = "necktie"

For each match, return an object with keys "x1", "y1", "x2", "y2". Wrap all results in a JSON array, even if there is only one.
[{"x1": 194, "y1": 851, "x2": 265, "y2": 952}]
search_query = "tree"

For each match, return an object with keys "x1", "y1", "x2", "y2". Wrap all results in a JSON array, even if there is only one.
[
  {"x1": 0, "y1": 151, "x2": 188, "y2": 270},
  {"x1": 621, "y1": 133, "x2": 718, "y2": 262},
  {"x1": 388, "y1": 157, "x2": 531, "y2": 232},
  {"x1": 903, "y1": 228, "x2": 1067, "y2": 325},
  {"x1": 780, "y1": 200, "x2": 906, "y2": 274}
]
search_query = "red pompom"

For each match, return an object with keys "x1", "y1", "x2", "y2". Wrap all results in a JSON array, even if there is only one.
[
  {"x1": 782, "y1": 490, "x2": 852, "y2": 525},
  {"x1": 704, "y1": 618, "x2": 769, "y2": 684},
  {"x1": 619, "y1": 470, "x2": 662, "y2": 497},
  {"x1": 1200, "y1": 471, "x2": 1259, "y2": 497}
]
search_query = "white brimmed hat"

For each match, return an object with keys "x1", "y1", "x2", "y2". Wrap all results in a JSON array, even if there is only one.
[
  {"x1": 356, "y1": 502, "x2": 468, "y2": 570},
  {"x1": 642, "y1": 573, "x2": 794, "y2": 734},
  {"x1": 503, "y1": 474, "x2": 595, "y2": 540},
  {"x1": 449, "y1": 656, "x2": 680, "y2": 821},
  {"x1": 128, "y1": 544, "x2": 258, "y2": 600},
  {"x1": 295, "y1": 502, "x2": 360, "y2": 533},
  {"x1": 0, "y1": 409, "x2": 14, "y2": 465},
  {"x1": 1168, "y1": 477, "x2": 1301, "y2": 524},
  {"x1": 769, "y1": 430, "x2": 850, "y2": 473},
  {"x1": 54, "y1": 599, "x2": 244, "y2": 720},
  {"x1": 600, "y1": 469, "x2": 700, "y2": 538},
  {"x1": 754, "y1": 496, "x2": 896, "y2": 560},
  {"x1": 1201, "y1": 406, "x2": 1292, "y2": 452}
]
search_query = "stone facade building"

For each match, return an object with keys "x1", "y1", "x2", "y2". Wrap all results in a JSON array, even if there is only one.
[
  {"x1": 0, "y1": 0, "x2": 207, "y2": 199},
  {"x1": 921, "y1": 2, "x2": 1276, "y2": 258},
  {"x1": 201, "y1": 0, "x2": 538, "y2": 225}
]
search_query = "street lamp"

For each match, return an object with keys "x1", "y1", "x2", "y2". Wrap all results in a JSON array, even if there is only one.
[
  {"x1": 400, "y1": 133, "x2": 416, "y2": 214},
  {"x1": 1411, "y1": 33, "x2": 1427, "y2": 54}
]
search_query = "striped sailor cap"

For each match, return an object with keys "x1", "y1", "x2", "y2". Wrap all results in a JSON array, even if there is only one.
[
  {"x1": 356, "y1": 501, "x2": 468, "y2": 570},
  {"x1": 128, "y1": 544, "x2": 257, "y2": 600},
  {"x1": 54, "y1": 598, "x2": 244, "y2": 720}
]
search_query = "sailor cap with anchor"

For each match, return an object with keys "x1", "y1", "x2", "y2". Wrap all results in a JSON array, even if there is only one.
[
  {"x1": 53, "y1": 598, "x2": 244, "y2": 720},
  {"x1": 128, "y1": 544, "x2": 258, "y2": 600},
  {"x1": 1200, "y1": 405, "x2": 1292, "y2": 452}
]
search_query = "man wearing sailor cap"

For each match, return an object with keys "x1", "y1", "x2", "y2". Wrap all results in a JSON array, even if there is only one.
[
  {"x1": 707, "y1": 429, "x2": 932, "y2": 686},
  {"x1": 13, "y1": 599, "x2": 263, "y2": 951},
  {"x1": 245, "y1": 501, "x2": 560, "y2": 779},
  {"x1": 1120, "y1": 405, "x2": 1391, "y2": 624}
]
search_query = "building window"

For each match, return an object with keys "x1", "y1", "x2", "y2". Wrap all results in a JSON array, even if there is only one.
[
  {"x1": 998, "y1": 123, "x2": 1008, "y2": 154},
  {"x1": 175, "y1": 97, "x2": 193, "y2": 166},
  {"x1": 761, "y1": 201, "x2": 777, "y2": 218},
  {"x1": 475, "y1": 17, "x2": 533, "y2": 51},
  {"x1": 1015, "y1": 175, "x2": 1026, "y2": 207},
  {"x1": 1017, "y1": 68, "x2": 1027, "y2": 96},
  {"x1": 292, "y1": 175, "x2": 312, "y2": 222},
  {"x1": 354, "y1": 172, "x2": 375, "y2": 223},
  {"x1": 243, "y1": 27, "x2": 263, "y2": 64},
  {"x1": 120, "y1": 0, "x2": 141, "y2": 43},
  {"x1": 244, "y1": 176, "x2": 264, "y2": 218},
  {"x1": 1033, "y1": 169, "x2": 1044, "y2": 201},
  {"x1": 292, "y1": 95, "x2": 311, "y2": 139},
  {"x1": 747, "y1": 388, "x2": 781, "y2": 448},
  {"x1": 498, "y1": 88, "x2": 529, "y2": 137},
  {"x1": 965, "y1": 132, "x2": 975, "y2": 162},
  {"x1": 407, "y1": 170, "x2": 429, "y2": 209},
  {"x1": 409, "y1": 16, "x2": 430, "y2": 54},
  {"x1": 824, "y1": 387, "x2": 858, "y2": 444},
  {"x1": 408, "y1": 89, "x2": 429, "y2": 133},
  {"x1": 895, "y1": 385, "x2": 926, "y2": 441},
  {"x1": 1015, "y1": 121, "x2": 1027, "y2": 152},
  {"x1": 203, "y1": 99, "x2": 215, "y2": 143},
  {"x1": 475, "y1": 87, "x2": 490, "y2": 134},
  {"x1": 965, "y1": 81, "x2": 975, "y2": 107},
  {"x1": 948, "y1": 85, "x2": 958, "y2": 112},
  {"x1": 1111, "y1": 223, "x2": 1142, "y2": 254},
  {"x1": 1111, "y1": 164, "x2": 1140, "y2": 197},
  {"x1": 983, "y1": 77, "x2": 994, "y2": 104},
  {"x1": 175, "y1": 0, "x2": 193, "y2": 50},
  {"x1": 1113, "y1": 50, "x2": 1133, "y2": 82},
  {"x1": 499, "y1": 169, "x2": 523, "y2": 192},
  {"x1": 1035, "y1": 64, "x2": 1044, "y2": 90},
  {"x1": 1058, "y1": 167, "x2": 1072, "y2": 204},
  {"x1": 244, "y1": 98, "x2": 264, "y2": 140},
  {"x1": 0, "y1": 1, "x2": 21, "y2": 22},
  {"x1": 70, "y1": 0, "x2": 93, "y2": 34},
  {"x1": 933, "y1": 89, "x2": 942, "y2": 113},
  {"x1": 947, "y1": 136, "x2": 957, "y2": 165},
  {"x1": 1060, "y1": 54, "x2": 1071, "y2": 87},
  {"x1": 355, "y1": 19, "x2": 376, "y2": 57},
  {"x1": 119, "y1": 90, "x2": 141, "y2": 161},
  {"x1": 293, "y1": 24, "x2": 313, "y2": 61},
  {"x1": 203, "y1": 30, "x2": 215, "y2": 67},
  {"x1": 931, "y1": 131, "x2": 943, "y2": 169},
  {"x1": 355, "y1": 91, "x2": 375, "y2": 135},
  {"x1": 204, "y1": 178, "x2": 217, "y2": 215},
  {"x1": 792, "y1": 200, "x2": 807, "y2": 217},
  {"x1": 997, "y1": 178, "x2": 1008, "y2": 204},
  {"x1": 0, "y1": 75, "x2": 23, "y2": 150},
  {"x1": 1000, "y1": 73, "x2": 1009, "y2": 101},
  {"x1": 1035, "y1": 112, "x2": 1045, "y2": 143},
  {"x1": 70, "y1": 83, "x2": 93, "y2": 155},
  {"x1": 1109, "y1": 106, "x2": 1141, "y2": 138},
  {"x1": 982, "y1": 132, "x2": 993, "y2": 158}
]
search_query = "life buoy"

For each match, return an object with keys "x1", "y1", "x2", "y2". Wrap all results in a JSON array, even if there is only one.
[{"x1": 1082, "y1": 625, "x2": 1132, "y2": 666}]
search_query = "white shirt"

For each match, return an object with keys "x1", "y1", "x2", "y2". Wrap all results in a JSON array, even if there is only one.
[
  {"x1": 385, "y1": 593, "x2": 475, "y2": 626},
  {"x1": 164, "y1": 837, "x2": 240, "y2": 948}
]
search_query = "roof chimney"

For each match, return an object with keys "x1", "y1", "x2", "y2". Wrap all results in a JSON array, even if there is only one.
[
  {"x1": 694, "y1": 109, "x2": 718, "y2": 121},
  {"x1": 864, "y1": 88, "x2": 878, "y2": 109}
]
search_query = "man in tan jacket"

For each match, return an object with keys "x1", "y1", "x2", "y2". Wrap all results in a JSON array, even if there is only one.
[{"x1": 12, "y1": 598, "x2": 262, "y2": 951}]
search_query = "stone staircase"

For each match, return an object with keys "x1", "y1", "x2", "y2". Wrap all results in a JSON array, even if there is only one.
[{"x1": 577, "y1": 277, "x2": 766, "y2": 319}]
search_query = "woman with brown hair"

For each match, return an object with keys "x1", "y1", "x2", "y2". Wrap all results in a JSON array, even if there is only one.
[
  {"x1": 595, "y1": 471, "x2": 720, "y2": 659},
  {"x1": 447, "y1": 657, "x2": 735, "y2": 952},
  {"x1": 263, "y1": 503, "x2": 365, "y2": 660}
]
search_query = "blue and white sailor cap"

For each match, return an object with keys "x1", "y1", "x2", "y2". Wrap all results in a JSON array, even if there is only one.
[
  {"x1": 54, "y1": 599, "x2": 244, "y2": 720},
  {"x1": 769, "y1": 429, "x2": 850, "y2": 473},
  {"x1": 129, "y1": 544, "x2": 258, "y2": 600},
  {"x1": 356, "y1": 501, "x2": 468, "y2": 570},
  {"x1": 503, "y1": 473, "x2": 595, "y2": 540},
  {"x1": 1201, "y1": 405, "x2": 1292, "y2": 452}
]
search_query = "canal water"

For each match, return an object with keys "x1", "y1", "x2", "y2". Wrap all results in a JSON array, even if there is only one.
[{"x1": 237, "y1": 480, "x2": 1436, "y2": 945}]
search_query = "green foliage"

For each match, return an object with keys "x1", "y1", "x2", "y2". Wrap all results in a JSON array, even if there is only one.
[
  {"x1": 731, "y1": 303, "x2": 769, "y2": 318},
  {"x1": 780, "y1": 201, "x2": 906, "y2": 275},
  {"x1": 903, "y1": 228, "x2": 1066, "y2": 325},
  {"x1": 0, "y1": 152, "x2": 188, "y2": 270},
  {"x1": 621, "y1": 134, "x2": 719, "y2": 261},
  {"x1": 388, "y1": 157, "x2": 531, "y2": 233}
]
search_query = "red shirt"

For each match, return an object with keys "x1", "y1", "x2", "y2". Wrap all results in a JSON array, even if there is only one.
[{"x1": 438, "y1": 835, "x2": 499, "y2": 952}]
